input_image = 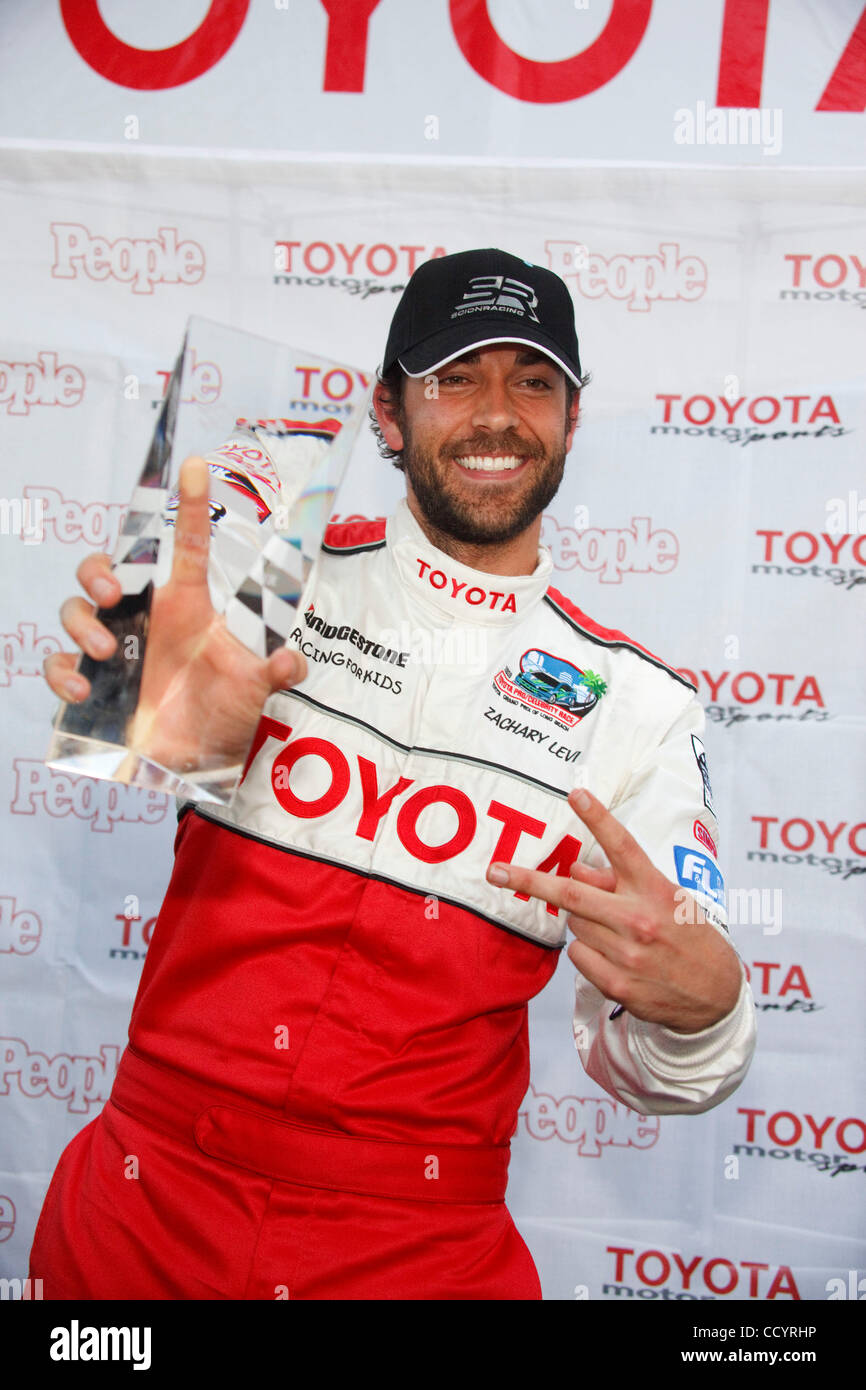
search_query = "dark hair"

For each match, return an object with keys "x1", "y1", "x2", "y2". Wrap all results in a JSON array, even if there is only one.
[
  {"x1": 369, "y1": 363, "x2": 409, "y2": 467},
  {"x1": 369, "y1": 362, "x2": 590, "y2": 471}
]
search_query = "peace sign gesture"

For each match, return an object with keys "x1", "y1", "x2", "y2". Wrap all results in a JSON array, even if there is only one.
[{"x1": 487, "y1": 786, "x2": 743, "y2": 1034}]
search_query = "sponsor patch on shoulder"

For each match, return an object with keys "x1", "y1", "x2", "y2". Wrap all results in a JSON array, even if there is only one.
[
  {"x1": 691, "y1": 734, "x2": 716, "y2": 815},
  {"x1": 673, "y1": 845, "x2": 726, "y2": 910},
  {"x1": 693, "y1": 819, "x2": 717, "y2": 856}
]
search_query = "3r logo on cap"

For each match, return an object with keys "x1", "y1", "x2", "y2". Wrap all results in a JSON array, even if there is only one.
[
  {"x1": 454, "y1": 276, "x2": 540, "y2": 322},
  {"x1": 381, "y1": 247, "x2": 584, "y2": 387}
]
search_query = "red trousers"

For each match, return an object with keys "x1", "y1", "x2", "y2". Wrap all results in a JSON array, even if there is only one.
[{"x1": 30, "y1": 1048, "x2": 541, "y2": 1300}]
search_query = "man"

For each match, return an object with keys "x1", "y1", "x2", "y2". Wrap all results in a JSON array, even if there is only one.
[{"x1": 33, "y1": 249, "x2": 755, "y2": 1300}]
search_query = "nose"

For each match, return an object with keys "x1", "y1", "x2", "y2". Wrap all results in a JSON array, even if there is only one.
[{"x1": 471, "y1": 376, "x2": 519, "y2": 435}]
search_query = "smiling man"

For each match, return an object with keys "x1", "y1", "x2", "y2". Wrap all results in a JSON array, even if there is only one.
[
  {"x1": 375, "y1": 250, "x2": 581, "y2": 566},
  {"x1": 379, "y1": 346, "x2": 573, "y2": 561},
  {"x1": 33, "y1": 248, "x2": 755, "y2": 1301}
]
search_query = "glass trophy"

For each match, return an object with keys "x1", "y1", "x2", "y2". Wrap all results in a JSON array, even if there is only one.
[{"x1": 45, "y1": 317, "x2": 370, "y2": 804}]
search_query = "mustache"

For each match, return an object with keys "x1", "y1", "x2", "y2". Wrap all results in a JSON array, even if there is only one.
[{"x1": 440, "y1": 434, "x2": 545, "y2": 460}]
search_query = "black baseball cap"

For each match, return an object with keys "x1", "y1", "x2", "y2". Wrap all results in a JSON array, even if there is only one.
[{"x1": 382, "y1": 248, "x2": 582, "y2": 386}]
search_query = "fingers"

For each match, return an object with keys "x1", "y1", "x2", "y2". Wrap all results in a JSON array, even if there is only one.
[
  {"x1": 486, "y1": 860, "x2": 635, "y2": 932},
  {"x1": 170, "y1": 456, "x2": 211, "y2": 587},
  {"x1": 265, "y1": 646, "x2": 308, "y2": 693},
  {"x1": 76, "y1": 550, "x2": 121, "y2": 610},
  {"x1": 44, "y1": 650, "x2": 90, "y2": 702},
  {"x1": 566, "y1": 913, "x2": 648, "y2": 970},
  {"x1": 566, "y1": 936, "x2": 623, "y2": 1000},
  {"x1": 47, "y1": 555, "x2": 122, "y2": 702},
  {"x1": 59, "y1": 595, "x2": 117, "y2": 660},
  {"x1": 570, "y1": 858, "x2": 616, "y2": 892},
  {"x1": 567, "y1": 787, "x2": 645, "y2": 880},
  {"x1": 566, "y1": 918, "x2": 649, "y2": 1004},
  {"x1": 48, "y1": 592, "x2": 119, "y2": 700}
]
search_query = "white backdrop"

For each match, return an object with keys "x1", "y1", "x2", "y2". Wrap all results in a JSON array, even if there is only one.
[{"x1": 0, "y1": 0, "x2": 864, "y2": 1304}]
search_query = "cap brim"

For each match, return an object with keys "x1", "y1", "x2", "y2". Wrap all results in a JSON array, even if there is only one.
[{"x1": 395, "y1": 331, "x2": 582, "y2": 388}]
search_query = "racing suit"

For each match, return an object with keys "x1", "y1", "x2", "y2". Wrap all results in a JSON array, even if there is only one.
[{"x1": 30, "y1": 433, "x2": 756, "y2": 1301}]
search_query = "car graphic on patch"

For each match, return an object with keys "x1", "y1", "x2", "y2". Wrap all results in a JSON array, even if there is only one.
[{"x1": 514, "y1": 650, "x2": 607, "y2": 717}]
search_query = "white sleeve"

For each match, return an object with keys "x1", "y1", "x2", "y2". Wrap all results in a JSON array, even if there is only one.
[{"x1": 572, "y1": 694, "x2": 757, "y2": 1114}]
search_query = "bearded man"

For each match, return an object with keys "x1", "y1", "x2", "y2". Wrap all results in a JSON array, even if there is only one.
[{"x1": 33, "y1": 249, "x2": 755, "y2": 1300}]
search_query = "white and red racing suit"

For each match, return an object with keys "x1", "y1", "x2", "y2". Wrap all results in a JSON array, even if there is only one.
[{"x1": 31, "y1": 435, "x2": 756, "y2": 1301}]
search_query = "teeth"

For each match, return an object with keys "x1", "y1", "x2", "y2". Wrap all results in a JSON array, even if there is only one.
[{"x1": 456, "y1": 455, "x2": 523, "y2": 472}]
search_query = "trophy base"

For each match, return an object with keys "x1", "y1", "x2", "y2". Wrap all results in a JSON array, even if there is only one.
[{"x1": 45, "y1": 729, "x2": 241, "y2": 805}]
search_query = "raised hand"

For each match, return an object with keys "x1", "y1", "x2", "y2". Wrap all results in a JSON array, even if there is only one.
[
  {"x1": 45, "y1": 456, "x2": 306, "y2": 776},
  {"x1": 486, "y1": 786, "x2": 742, "y2": 1033}
]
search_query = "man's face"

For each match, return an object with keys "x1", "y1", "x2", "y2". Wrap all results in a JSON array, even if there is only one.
[{"x1": 375, "y1": 345, "x2": 579, "y2": 546}]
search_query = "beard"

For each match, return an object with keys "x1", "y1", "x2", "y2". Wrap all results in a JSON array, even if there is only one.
[{"x1": 398, "y1": 421, "x2": 568, "y2": 548}]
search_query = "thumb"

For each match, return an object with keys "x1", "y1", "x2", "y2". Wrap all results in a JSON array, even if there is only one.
[
  {"x1": 265, "y1": 645, "x2": 307, "y2": 693},
  {"x1": 170, "y1": 456, "x2": 211, "y2": 587}
]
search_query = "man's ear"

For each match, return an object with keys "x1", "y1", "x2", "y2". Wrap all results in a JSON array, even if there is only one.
[
  {"x1": 373, "y1": 380, "x2": 405, "y2": 452},
  {"x1": 565, "y1": 389, "x2": 581, "y2": 451}
]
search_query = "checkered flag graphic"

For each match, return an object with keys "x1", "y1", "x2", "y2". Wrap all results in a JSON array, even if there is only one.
[{"x1": 223, "y1": 531, "x2": 311, "y2": 658}]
